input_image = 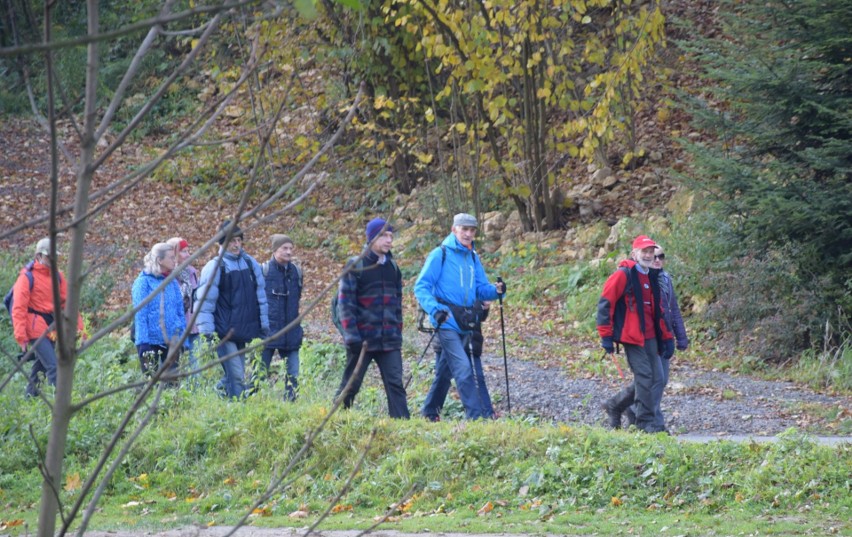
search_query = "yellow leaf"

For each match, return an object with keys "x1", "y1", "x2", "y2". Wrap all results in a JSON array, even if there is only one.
[
  {"x1": 252, "y1": 507, "x2": 272, "y2": 517},
  {"x1": 65, "y1": 473, "x2": 81, "y2": 492},
  {"x1": 223, "y1": 477, "x2": 236, "y2": 485},
  {"x1": 611, "y1": 496, "x2": 623, "y2": 506},
  {"x1": 1, "y1": 520, "x2": 25, "y2": 528},
  {"x1": 331, "y1": 504, "x2": 353, "y2": 513},
  {"x1": 735, "y1": 492, "x2": 745, "y2": 502}
]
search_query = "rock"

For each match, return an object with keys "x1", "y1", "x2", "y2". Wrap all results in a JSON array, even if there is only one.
[
  {"x1": 482, "y1": 211, "x2": 507, "y2": 241},
  {"x1": 592, "y1": 167, "x2": 614, "y2": 185},
  {"x1": 666, "y1": 189, "x2": 696, "y2": 219},
  {"x1": 575, "y1": 221, "x2": 611, "y2": 252}
]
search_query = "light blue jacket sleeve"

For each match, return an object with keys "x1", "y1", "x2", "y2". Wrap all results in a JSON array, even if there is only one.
[
  {"x1": 250, "y1": 256, "x2": 270, "y2": 332},
  {"x1": 474, "y1": 252, "x2": 499, "y2": 301},
  {"x1": 414, "y1": 247, "x2": 448, "y2": 321},
  {"x1": 195, "y1": 259, "x2": 220, "y2": 335}
]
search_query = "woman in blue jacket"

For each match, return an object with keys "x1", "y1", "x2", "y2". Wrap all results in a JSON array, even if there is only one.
[{"x1": 131, "y1": 242, "x2": 188, "y2": 379}]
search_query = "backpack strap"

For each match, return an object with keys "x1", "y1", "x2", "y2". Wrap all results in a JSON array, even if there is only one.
[{"x1": 261, "y1": 261, "x2": 269, "y2": 278}]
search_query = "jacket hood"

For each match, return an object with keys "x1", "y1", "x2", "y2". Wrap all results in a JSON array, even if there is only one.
[
  {"x1": 617, "y1": 259, "x2": 637, "y2": 270},
  {"x1": 441, "y1": 233, "x2": 476, "y2": 253}
]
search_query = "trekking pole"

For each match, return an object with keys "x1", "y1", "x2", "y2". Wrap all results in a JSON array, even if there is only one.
[
  {"x1": 497, "y1": 277, "x2": 510, "y2": 413},
  {"x1": 404, "y1": 318, "x2": 443, "y2": 390}
]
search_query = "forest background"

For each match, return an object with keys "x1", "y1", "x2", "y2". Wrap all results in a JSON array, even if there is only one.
[{"x1": 0, "y1": 0, "x2": 850, "y2": 536}]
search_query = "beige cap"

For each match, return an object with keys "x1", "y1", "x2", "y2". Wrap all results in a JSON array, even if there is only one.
[{"x1": 35, "y1": 237, "x2": 51, "y2": 256}]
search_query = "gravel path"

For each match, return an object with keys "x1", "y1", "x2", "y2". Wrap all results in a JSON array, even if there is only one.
[{"x1": 442, "y1": 350, "x2": 852, "y2": 437}]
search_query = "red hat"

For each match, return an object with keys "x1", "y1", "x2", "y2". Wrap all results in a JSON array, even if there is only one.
[
  {"x1": 178, "y1": 239, "x2": 189, "y2": 251},
  {"x1": 632, "y1": 235, "x2": 657, "y2": 250}
]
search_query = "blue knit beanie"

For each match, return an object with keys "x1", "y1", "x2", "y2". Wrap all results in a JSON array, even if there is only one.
[{"x1": 365, "y1": 218, "x2": 393, "y2": 243}]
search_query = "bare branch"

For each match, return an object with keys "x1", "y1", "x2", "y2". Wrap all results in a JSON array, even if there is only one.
[{"x1": 0, "y1": 0, "x2": 259, "y2": 58}]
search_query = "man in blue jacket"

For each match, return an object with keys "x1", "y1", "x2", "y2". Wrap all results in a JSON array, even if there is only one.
[
  {"x1": 414, "y1": 213, "x2": 505, "y2": 420},
  {"x1": 196, "y1": 221, "x2": 270, "y2": 399}
]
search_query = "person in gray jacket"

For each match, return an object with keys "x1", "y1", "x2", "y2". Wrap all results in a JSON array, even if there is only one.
[{"x1": 196, "y1": 221, "x2": 269, "y2": 399}]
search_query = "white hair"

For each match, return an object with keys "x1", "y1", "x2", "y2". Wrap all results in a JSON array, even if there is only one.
[{"x1": 143, "y1": 243, "x2": 173, "y2": 276}]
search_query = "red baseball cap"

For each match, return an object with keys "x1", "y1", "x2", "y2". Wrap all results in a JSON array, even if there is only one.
[{"x1": 632, "y1": 235, "x2": 657, "y2": 250}]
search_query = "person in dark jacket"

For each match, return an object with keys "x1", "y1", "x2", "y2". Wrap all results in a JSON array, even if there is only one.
[
  {"x1": 597, "y1": 235, "x2": 673, "y2": 433},
  {"x1": 334, "y1": 218, "x2": 409, "y2": 418},
  {"x1": 196, "y1": 221, "x2": 269, "y2": 399},
  {"x1": 257, "y1": 234, "x2": 303, "y2": 401}
]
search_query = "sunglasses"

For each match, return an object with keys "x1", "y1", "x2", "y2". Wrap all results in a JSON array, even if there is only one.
[{"x1": 654, "y1": 253, "x2": 666, "y2": 260}]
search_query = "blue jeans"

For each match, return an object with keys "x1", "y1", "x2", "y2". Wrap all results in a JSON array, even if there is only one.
[
  {"x1": 26, "y1": 338, "x2": 57, "y2": 397},
  {"x1": 261, "y1": 347, "x2": 300, "y2": 401},
  {"x1": 217, "y1": 340, "x2": 247, "y2": 399},
  {"x1": 623, "y1": 338, "x2": 664, "y2": 432},
  {"x1": 422, "y1": 345, "x2": 494, "y2": 419},
  {"x1": 431, "y1": 330, "x2": 486, "y2": 419}
]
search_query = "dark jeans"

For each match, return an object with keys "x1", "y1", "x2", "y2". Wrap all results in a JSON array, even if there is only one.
[
  {"x1": 335, "y1": 346, "x2": 410, "y2": 419},
  {"x1": 26, "y1": 338, "x2": 57, "y2": 397}
]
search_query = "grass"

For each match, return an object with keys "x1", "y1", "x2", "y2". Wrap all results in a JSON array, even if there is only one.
[{"x1": 1, "y1": 338, "x2": 851, "y2": 536}]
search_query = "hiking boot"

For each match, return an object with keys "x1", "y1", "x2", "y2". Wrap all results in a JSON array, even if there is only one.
[
  {"x1": 423, "y1": 414, "x2": 441, "y2": 422},
  {"x1": 602, "y1": 399, "x2": 622, "y2": 429},
  {"x1": 603, "y1": 385, "x2": 635, "y2": 429},
  {"x1": 625, "y1": 406, "x2": 636, "y2": 427}
]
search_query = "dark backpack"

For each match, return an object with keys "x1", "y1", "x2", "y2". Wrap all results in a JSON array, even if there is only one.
[
  {"x1": 331, "y1": 255, "x2": 399, "y2": 336},
  {"x1": 3, "y1": 268, "x2": 33, "y2": 315},
  {"x1": 4, "y1": 261, "x2": 59, "y2": 315}
]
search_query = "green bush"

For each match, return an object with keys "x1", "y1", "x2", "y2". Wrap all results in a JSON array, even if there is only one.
[{"x1": 678, "y1": 0, "x2": 852, "y2": 356}]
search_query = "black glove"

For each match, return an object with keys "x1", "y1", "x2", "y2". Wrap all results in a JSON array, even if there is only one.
[
  {"x1": 347, "y1": 342, "x2": 365, "y2": 356},
  {"x1": 601, "y1": 336, "x2": 614, "y2": 354},
  {"x1": 434, "y1": 310, "x2": 450, "y2": 325}
]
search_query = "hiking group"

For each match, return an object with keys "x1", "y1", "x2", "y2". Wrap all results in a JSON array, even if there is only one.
[{"x1": 8, "y1": 217, "x2": 686, "y2": 432}]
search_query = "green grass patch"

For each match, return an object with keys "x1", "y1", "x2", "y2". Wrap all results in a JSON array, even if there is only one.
[{"x1": 1, "y1": 337, "x2": 850, "y2": 535}]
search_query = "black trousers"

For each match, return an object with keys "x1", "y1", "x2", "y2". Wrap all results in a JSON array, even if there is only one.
[{"x1": 336, "y1": 347, "x2": 410, "y2": 419}]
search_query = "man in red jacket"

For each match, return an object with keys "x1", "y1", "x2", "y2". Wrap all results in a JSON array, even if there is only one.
[
  {"x1": 11, "y1": 238, "x2": 86, "y2": 397},
  {"x1": 596, "y1": 235, "x2": 672, "y2": 433}
]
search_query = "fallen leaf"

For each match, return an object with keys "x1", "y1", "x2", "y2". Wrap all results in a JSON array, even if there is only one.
[
  {"x1": 223, "y1": 477, "x2": 236, "y2": 485},
  {"x1": 610, "y1": 496, "x2": 622, "y2": 506},
  {"x1": 477, "y1": 501, "x2": 493, "y2": 515},
  {"x1": 251, "y1": 507, "x2": 272, "y2": 517},
  {"x1": 65, "y1": 473, "x2": 82, "y2": 491},
  {"x1": 331, "y1": 504, "x2": 353, "y2": 513},
  {"x1": 289, "y1": 510, "x2": 309, "y2": 519}
]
